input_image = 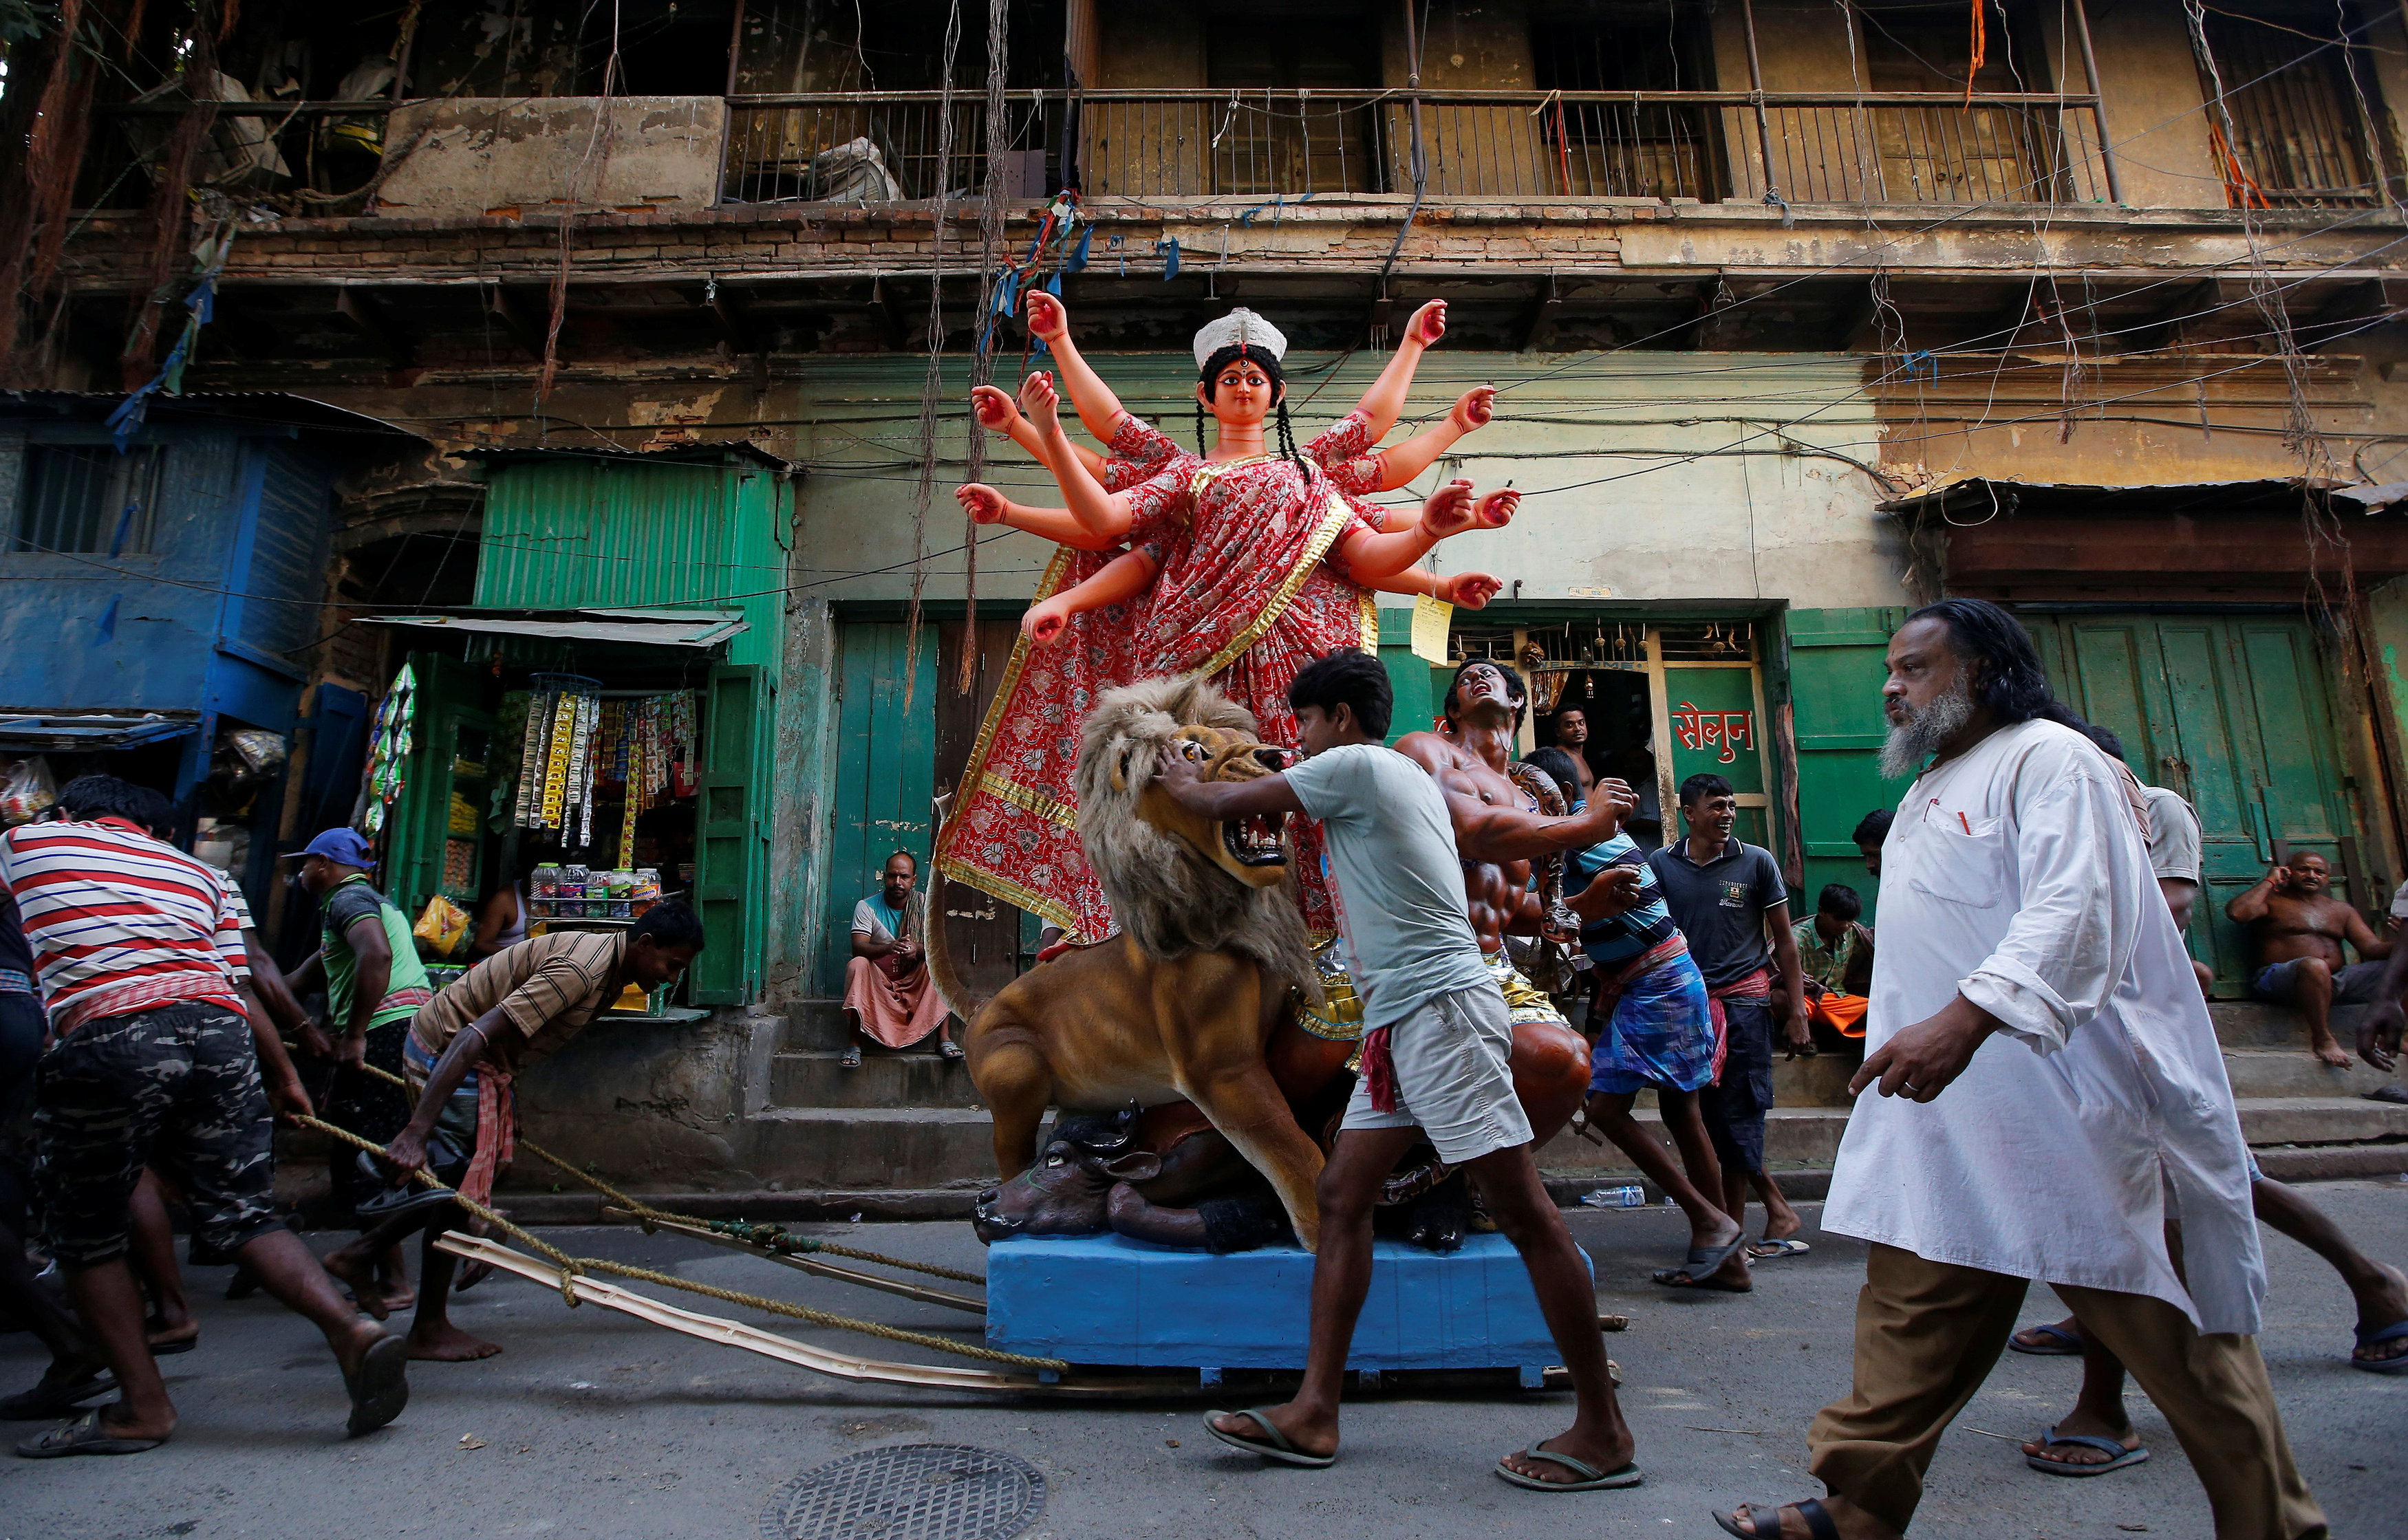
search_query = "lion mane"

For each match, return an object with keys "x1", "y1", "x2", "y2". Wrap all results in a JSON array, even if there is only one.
[{"x1": 1075, "y1": 676, "x2": 1322, "y2": 1005}]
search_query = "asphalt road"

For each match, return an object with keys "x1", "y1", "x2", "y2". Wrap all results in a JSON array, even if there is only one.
[{"x1": 6, "y1": 1182, "x2": 2401, "y2": 1539}]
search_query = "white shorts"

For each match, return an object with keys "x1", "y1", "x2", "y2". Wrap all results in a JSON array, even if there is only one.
[{"x1": 1341, "y1": 982, "x2": 1534, "y2": 1164}]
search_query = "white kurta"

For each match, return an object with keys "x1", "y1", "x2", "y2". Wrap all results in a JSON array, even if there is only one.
[{"x1": 1822, "y1": 719, "x2": 2264, "y2": 1335}]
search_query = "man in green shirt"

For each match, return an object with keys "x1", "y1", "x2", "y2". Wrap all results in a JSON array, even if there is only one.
[
  {"x1": 1786, "y1": 882, "x2": 1875, "y2": 1044},
  {"x1": 282, "y1": 829, "x2": 433, "y2": 1316}
]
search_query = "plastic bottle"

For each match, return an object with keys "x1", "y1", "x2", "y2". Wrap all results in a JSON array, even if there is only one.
[{"x1": 1580, "y1": 1184, "x2": 1648, "y2": 1209}]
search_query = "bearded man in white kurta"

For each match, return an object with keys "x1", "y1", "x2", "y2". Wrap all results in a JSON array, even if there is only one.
[{"x1": 1712, "y1": 600, "x2": 2322, "y2": 1540}]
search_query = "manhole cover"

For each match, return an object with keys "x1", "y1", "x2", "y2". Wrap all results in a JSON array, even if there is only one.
[{"x1": 761, "y1": 1444, "x2": 1047, "y2": 1540}]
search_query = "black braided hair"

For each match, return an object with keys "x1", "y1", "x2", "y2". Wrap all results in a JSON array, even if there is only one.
[{"x1": 1198, "y1": 341, "x2": 1307, "y2": 476}]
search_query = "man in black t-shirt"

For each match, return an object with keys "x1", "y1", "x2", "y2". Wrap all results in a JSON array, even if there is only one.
[{"x1": 1648, "y1": 774, "x2": 1812, "y2": 1259}]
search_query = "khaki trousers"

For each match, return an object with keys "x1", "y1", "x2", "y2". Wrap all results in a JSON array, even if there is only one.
[{"x1": 1806, "y1": 1244, "x2": 2325, "y2": 1539}]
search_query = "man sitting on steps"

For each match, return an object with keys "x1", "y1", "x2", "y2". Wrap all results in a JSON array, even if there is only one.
[{"x1": 2226, "y1": 849, "x2": 2394, "y2": 1067}]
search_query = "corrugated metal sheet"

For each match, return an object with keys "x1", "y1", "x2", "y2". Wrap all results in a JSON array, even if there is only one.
[
  {"x1": 242, "y1": 448, "x2": 330, "y2": 658},
  {"x1": 471, "y1": 452, "x2": 788, "y2": 677}
]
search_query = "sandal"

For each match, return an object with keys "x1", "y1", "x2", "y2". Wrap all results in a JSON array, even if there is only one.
[
  {"x1": 938, "y1": 1039, "x2": 965, "y2": 1061},
  {"x1": 15, "y1": 1410, "x2": 164, "y2": 1458},
  {"x1": 1748, "y1": 1237, "x2": 1810, "y2": 1261},
  {"x1": 1714, "y1": 1498, "x2": 1841, "y2": 1539},
  {"x1": 1493, "y1": 1440, "x2": 1642, "y2": 1491},
  {"x1": 145, "y1": 1317, "x2": 200, "y2": 1356},
  {"x1": 1202, "y1": 1408, "x2": 1335, "y2": 1468},
  {"x1": 2352, "y1": 1318, "x2": 2408, "y2": 1374},
  {"x1": 841, "y1": 1045, "x2": 863, "y2": 1069},
  {"x1": 2008, "y1": 1321, "x2": 2085, "y2": 1356},
  {"x1": 342, "y1": 1333, "x2": 410, "y2": 1438},
  {"x1": 1651, "y1": 1233, "x2": 1750, "y2": 1290},
  {"x1": 2023, "y1": 1425, "x2": 2149, "y2": 1477}
]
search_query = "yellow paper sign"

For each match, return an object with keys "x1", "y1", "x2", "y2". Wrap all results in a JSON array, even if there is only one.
[{"x1": 1410, "y1": 594, "x2": 1454, "y2": 663}]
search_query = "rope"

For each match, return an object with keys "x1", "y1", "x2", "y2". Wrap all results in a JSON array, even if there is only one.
[
  {"x1": 343, "y1": 1059, "x2": 987, "y2": 1285},
  {"x1": 292, "y1": 1109, "x2": 1060, "y2": 1371},
  {"x1": 704, "y1": 1219, "x2": 987, "y2": 1286}
]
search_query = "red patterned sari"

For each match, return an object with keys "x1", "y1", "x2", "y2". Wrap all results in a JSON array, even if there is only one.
[{"x1": 936, "y1": 413, "x2": 1383, "y2": 942}]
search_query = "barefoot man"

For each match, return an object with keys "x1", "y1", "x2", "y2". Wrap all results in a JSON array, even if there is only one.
[
  {"x1": 341, "y1": 902, "x2": 705, "y2": 1360},
  {"x1": 2226, "y1": 849, "x2": 2395, "y2": 1067},
  {"x1": 1169, "y1": 650, "x2": 1639, "y2": 1492},
  {"x1": 1711, "y1": 600, "x2": 2319, "y2": 1540}
]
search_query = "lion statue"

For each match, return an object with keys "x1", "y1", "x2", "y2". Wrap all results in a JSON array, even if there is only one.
[
  {"x1": 932, "y1": 675, "x2": 1591, "y2": 1257},
  {"x1": 945, "y1": 676, "x2": 1339, "y2": 1251}
]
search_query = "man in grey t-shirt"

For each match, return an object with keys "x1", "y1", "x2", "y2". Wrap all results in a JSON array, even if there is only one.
[{"x1": 1159, "y1": 649, "x2": 1637, "y2": 1492}]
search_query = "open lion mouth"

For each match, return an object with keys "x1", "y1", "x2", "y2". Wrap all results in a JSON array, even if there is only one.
[{"x1": 1221, "y1": 810, "x2": 1289, "y2": 867}]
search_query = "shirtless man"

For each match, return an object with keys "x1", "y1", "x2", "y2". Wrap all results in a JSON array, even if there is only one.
[
  {"x1": 2226, "y1": 850, "x2": 2394, "y2": 1067},
  {"x1": 1547, "y1": 708, "x2": 1598, "y2": 807},
  {"x1": 1393, "y1": 659, "x2": 1634, "y2": 1052}
]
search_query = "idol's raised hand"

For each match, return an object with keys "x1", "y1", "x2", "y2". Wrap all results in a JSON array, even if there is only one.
[
  {"x1": 1407, "y1": 299, "x2": 1448, "y2": 348},
  {"x1": 1439, "y1": 572, "x2": 1503, "y2": 609},
  {"x1": 1474, "y1": 488, "x2": 1519, "y2": 528},
  {"x1": 956, "y1": 484, "x2": 1011, "y2": 525},
  {"x1": 971, "y1": 383, "x2": 1020, "y2": 433},
  {"x1": 1024, "y1": 289, "x2": 1069, "y2": 343},
  {"x1": 1416, "y1": 478, "x2": 1479, "y2": 541},
  {"x1": 1451, "y1": 384, "x2": 1496, "y2": 433},
  {"x1": 1018, "y1": 370, "x2": 1064, "y2": 437}
]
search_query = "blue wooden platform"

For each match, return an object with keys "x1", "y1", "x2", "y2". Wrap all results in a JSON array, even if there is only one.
[{"x1": 985, "y1": 1233, "x2": 1587, "y2": 1384}]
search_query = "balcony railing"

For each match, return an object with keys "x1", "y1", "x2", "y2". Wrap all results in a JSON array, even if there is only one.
[
  {"x1": 724, "y1": 87, "x2": 2116, "y2": 207},
  {"x1": 73, "y1": 87, "x2": 2117, "y2": 213}
]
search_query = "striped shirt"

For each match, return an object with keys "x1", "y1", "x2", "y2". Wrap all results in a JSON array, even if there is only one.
[
  {"x1": 0, "y1": 817, "x2": 250, "y2": 1034},
  {"x1": 406, "y1": 929, "x2": 624, "y2": 1085}
]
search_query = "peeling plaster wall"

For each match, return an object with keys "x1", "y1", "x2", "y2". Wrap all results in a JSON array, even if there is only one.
[
  {"x1": 785, "y1": 351, "x2": 1911, "y2": 610},
  {"x1": 376, "y1": 96, "x2": 728, "y2": 218},
  {"x1": 505, "y1": 1007, "x2": 782, "y2": 1192}
]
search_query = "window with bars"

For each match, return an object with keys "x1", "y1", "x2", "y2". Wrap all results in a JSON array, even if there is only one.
[
  {"x1": 1530, "y1": 9, "x2": 1721, "y2": 200},
  {"x1": 2198, "y1": 8, "x2": 2392, "y2": 208},
  {"x1": 14, "y1": 445, "x2": 165, "y2": 556}
]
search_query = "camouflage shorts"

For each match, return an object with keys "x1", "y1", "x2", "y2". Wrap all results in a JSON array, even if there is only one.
[{"x1": 34, "y1": 1001, "x2": 280, "y2": 1268}]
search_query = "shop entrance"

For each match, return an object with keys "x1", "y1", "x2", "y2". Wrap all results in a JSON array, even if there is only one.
[{"x1": 1441, "y1": 618, "x2": 1781, "y2": 863}]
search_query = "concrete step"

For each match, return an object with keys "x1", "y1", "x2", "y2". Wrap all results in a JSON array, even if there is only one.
[
  {"x1": 740, "y1": 1106, "x2": 996, "y2": 1191},
  {"x1": 2209, "y1": 998, "x2": 2370, "y2": 1052},
  {"x1": 2219, "y1": 1048, "x2": 2402, "y2": 1101},
  {"x1": 783, "y1": 999, "x2": 853, "y2": 1051},
  {"x1": 770, "y1": 1050, "x2": 985, "y2": 1109},
  {"x1": 2235, "y1": 1095, "x2": 2408, "y2": 1147},
  {"x1": 1537, "y1": 1106, "x2": 1849, "y2": 1173}
]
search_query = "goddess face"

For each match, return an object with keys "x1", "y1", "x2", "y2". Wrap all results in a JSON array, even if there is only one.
[{"x1": 1197, "y1": 356, "x2": 1280, "y2": 429}]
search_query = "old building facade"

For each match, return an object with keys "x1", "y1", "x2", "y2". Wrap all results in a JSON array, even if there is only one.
[{"x1": 10, "y1": 0, "x2": 2408, "y2": 1198}]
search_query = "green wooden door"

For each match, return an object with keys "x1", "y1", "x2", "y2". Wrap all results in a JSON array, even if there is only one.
[
  {"x1": 692, "y1": 663, "x2": 767, "y2": 1005},
  {"x1": 817, "y1": 622, "x2": 940, "y2": 995},
  {"x1": 2023, "y1": 614, "x2": 2354, "y2": 991},
  {"x1": 1786, "y1": 608, "x2": 1910, "y2": 921},
  {"x1": 1660, "y1": 660, "x2": 1776, "y2": 860}
]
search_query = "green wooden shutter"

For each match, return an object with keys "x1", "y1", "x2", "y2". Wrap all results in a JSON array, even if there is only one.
[
  {"x1": 1786, "y1": 608, "x2": 1908, "y2": 921},
  {"x1": 818, "y1": 623, "x2": 940, "y2": 995},
  {"x1": 691, "y1": 662, "x2": 766, "y2": 1004}
]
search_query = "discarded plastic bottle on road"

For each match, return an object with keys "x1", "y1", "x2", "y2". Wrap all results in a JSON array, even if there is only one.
[{"x1": 1580, "y1": 1184, "x2": 1648, "y2": 1208}]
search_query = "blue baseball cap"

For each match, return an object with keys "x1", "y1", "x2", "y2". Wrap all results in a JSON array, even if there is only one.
[{"x1": 284, "y1": 828, "x2": 377, "y2": 868}]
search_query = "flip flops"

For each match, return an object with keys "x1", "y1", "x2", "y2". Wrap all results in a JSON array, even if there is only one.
[
  {"x1": 144, "y1": 1318, "x2": 199, "y2": 1356},
  {"x1": 1748, "y1": 1237, "x2": 1811, "y2": 1261},
  {"x1": 2007, "y1": 1321, "x2": 2085, "y2": 1355},
  {"x1": 1202, "y1": 1408, "x2": 1335, "y2": 1468},
  {"x1": 1492, "y1": 1440, "x2": 1642, "y2": 1492},
  {"x1": 2352, "y1": 1318, "x2": 2408, "y2": 1374},
  {"x1": 938, "y1": 1039, "x2": 965, "y2": 1061},
  {"x1": 1652, "y1": 1234, "x2": 1751, "y2": 1290},
  {"x1": 2024, "y1": 1425, "x2": 2149, "y2": 1477},
  {"x1": 343, "y1": 1333, "x2": 411, "y2": 1438},
  {"x1": 1714, "y1": 1497, "x2": 1841, "y2": 1539},
  {"x1": 14, "y1": 1410, "x2": 164, "y2": 1458}
]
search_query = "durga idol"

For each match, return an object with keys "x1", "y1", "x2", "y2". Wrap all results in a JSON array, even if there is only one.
[{"x1": 940, "y1": 301, "x2": 1516, "y2": 942}]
